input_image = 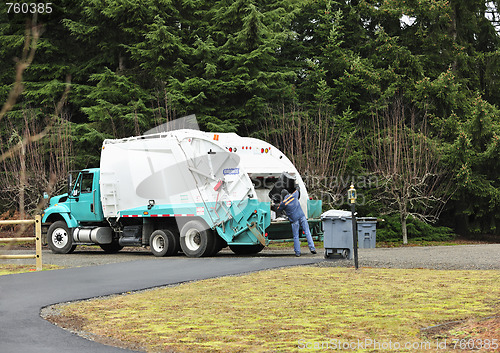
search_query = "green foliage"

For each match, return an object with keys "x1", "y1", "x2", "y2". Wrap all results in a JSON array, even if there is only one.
[
  {"x1": 0, "y1": 0, "x2": 499, "y2": 239},
  {"x1": 443, "y1": 95, "x2": 500, "y2": 236},
  {"x1": 377, "y1": 214, "x2": 456, "y2": 242}
]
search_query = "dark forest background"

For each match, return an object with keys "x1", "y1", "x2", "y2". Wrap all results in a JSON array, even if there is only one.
[{"x1": 1, "y1": 0, "x2": 499, "y2": 242}]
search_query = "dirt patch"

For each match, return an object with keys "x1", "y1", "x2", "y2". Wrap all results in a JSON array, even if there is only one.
[{"x1": 421, "y1": 315, "x2": 500, "y2": 352}]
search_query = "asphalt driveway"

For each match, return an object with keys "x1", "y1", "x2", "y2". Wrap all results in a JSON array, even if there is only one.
[{"x1": 0, "y1": 256, "x2": 322, "y2": 353}]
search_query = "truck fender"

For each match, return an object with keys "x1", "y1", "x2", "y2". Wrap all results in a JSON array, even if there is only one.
[{"x1": 42, "y1": 208, "x2": 79, "y2": 228}]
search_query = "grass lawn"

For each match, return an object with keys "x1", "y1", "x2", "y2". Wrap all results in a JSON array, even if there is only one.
[
  {"x1": 0, "y1": 264, "x2": 62, "y2": 275},
  {"x1": 50, "y1": 267, "x2": 500, "y2": 352}
]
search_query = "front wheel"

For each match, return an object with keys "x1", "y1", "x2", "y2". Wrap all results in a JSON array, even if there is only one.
[
  {"x1": 180, "y1": 220, "x2": 216, "y2": 258},
  {"x1": 47, "y1": 221, "x2": 76, "y2": 254}
]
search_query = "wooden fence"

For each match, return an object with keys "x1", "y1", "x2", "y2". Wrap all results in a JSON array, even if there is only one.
[{"x1": 0, "y1": 215, "x2": 42, "y2": 271}]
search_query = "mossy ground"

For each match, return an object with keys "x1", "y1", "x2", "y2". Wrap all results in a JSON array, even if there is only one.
[
  {"x1": 54, "y1": 267, "x2": 499, "y2": 352},
  {"x1": 0, "y1": 264, "x2": 62, "y2": 275}
]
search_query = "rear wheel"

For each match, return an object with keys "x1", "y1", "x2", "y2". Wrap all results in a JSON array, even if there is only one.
[
  {"x1": 166, "y1": 226, "x2": 181, "y2": 254},
  {"x1": 229, "y1": 243, "x2": 265, "y2": 255},
  {"x1": 180, "y1": 220, "x2": 216, "y2": 258},
  {"x1": 150, "y1": 229, "x2": 177, "y2": 257},
  {"x1": 47, "y1": 221, "x2": 76, "y2": 254}
]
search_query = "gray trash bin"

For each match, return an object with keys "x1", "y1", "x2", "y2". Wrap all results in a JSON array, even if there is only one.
[
  {"x1": 322, "y1": 210, "x2": 354, "y2": 259},
  {"x1": 322, "y1": 211, "x2": 377, "y2": 259},
  {"x1": 357, "y1": 217, "x2": 377, "y2": 248}
]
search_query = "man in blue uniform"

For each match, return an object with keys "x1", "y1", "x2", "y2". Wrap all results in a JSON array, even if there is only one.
[{"x1": 277, "y1": 187, "x2": 317, "y2": 257}]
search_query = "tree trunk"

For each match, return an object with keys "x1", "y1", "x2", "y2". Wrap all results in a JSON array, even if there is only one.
[{"x1": 401, "y1": 214, "x2": 408, "y2": 245}]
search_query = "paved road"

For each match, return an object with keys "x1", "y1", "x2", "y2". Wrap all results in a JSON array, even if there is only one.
[{"x1": 0, "y1": 256, "x2": 322, "y2": 353}]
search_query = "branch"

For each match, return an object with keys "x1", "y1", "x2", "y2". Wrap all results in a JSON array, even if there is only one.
[
  {"x1": 0, "y1": 19, "x2": 42, "y2": 122},
  {"x1": 0, "y1": 77, "x2": 71, "y2": 163}
]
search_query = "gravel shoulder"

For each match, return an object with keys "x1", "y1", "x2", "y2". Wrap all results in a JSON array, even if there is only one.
[
  {"x1": 351, "y1": 244, "x2": 500, "y2": 270},
  {"x1": 1, "y1": 243, "x2": 499, "y2": 270}
]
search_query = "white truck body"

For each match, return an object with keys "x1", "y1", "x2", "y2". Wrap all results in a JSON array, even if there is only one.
[{"x1": 100, "y1": 129, "x2": 308, "y2": 220}]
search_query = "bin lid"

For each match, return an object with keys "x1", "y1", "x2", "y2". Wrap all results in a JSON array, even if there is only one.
[
  {"x1": 357, "y1": 217, "x2": 377, "y2": 222},
  {"x1": 321, "y1": 209, "x2": 356, "y2": 219}
]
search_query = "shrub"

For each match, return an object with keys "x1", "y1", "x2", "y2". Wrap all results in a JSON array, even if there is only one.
[{"x1": 376, "y1": 214, "x2": 455, "y2": 242}]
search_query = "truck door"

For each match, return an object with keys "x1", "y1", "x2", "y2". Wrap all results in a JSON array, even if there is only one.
[{"x1": 69, "y1": 172, "x2": 100, "y2": 222}]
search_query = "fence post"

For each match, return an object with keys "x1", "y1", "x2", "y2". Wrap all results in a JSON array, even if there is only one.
[{"x1": 35, "y1": 215, "x2": 42, "y2": 271}]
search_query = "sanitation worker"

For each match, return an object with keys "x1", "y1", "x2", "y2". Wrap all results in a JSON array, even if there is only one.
[{"x1": 277, "y1": 186, "x2": 317, "y2": 257}]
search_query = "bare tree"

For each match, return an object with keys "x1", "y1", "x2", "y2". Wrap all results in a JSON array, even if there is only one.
[
  {"x1": 370, "y1": 96, "x2": 450, "y2": 244},
  {"x1": 261, "y1": 102, "x2": 354, "y2": 209},
  {"x1": 0, "y1": 19, "x2": 41, "y2": 122},
  {"x1": 0, "y1": 109, "x2": 73, "y2": 216},
  {"x1": 0, "y1": 18, "x2": 71, "y2": 241}
]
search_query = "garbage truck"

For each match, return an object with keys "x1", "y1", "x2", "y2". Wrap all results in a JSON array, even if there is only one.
[{"x1": 42, "y1": 129, "x2": 322, "y2": 257}]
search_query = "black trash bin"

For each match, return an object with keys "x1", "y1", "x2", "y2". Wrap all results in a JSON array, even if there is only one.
[{"x1": 268, "y1": 172, "x2": 296, "y2": 203}]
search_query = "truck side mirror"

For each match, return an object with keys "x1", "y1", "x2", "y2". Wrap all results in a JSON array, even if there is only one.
[{"x1": 67, "y1": 174, "x2": 73, "y2": 195}]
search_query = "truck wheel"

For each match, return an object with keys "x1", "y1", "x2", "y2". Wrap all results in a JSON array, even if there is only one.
[
  {"x1": 229, "y1": 244, "x2": 265, "y2": 255},
  {"x1": 165, "y1": 226, "x2": 181, "y2": 254},
  {"x1": 99, "y1": 242, "x2": 123, "y2": 254},
  {"x1": 180, "y1": 220, "x2": 215, "y2": 257},
  {"x1": 150, "y1": 229, "x2": 176, "y2": 257},
  {"x1": 47, "y1": 221, "x2": 75, "y2": 254},
  {"x1": 214, "y1": 234, "x2": 227, "y2": 254}
]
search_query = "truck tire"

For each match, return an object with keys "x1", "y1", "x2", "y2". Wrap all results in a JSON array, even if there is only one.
[
  {"x1": 149, "y1": 229, "x2": 173, "y2": 257},
  {"x1": 229, "y1": 244, "x2": 265, "y2": 255},
  {"x1": 99, "y1": 241, "x2": 123, "y2": 254},
  {"x1": 165, "y1": 226, "x2": 181, "y2": 254},
  {"x1": 180, "y1": 220, "x2": 215, "y2": 257},
  {"x1": 213, "y1": 234, "x2": 227, "y2": 254},
  {"x1": 47, "y1": 221, "x2": 76, "y2": 254}
]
